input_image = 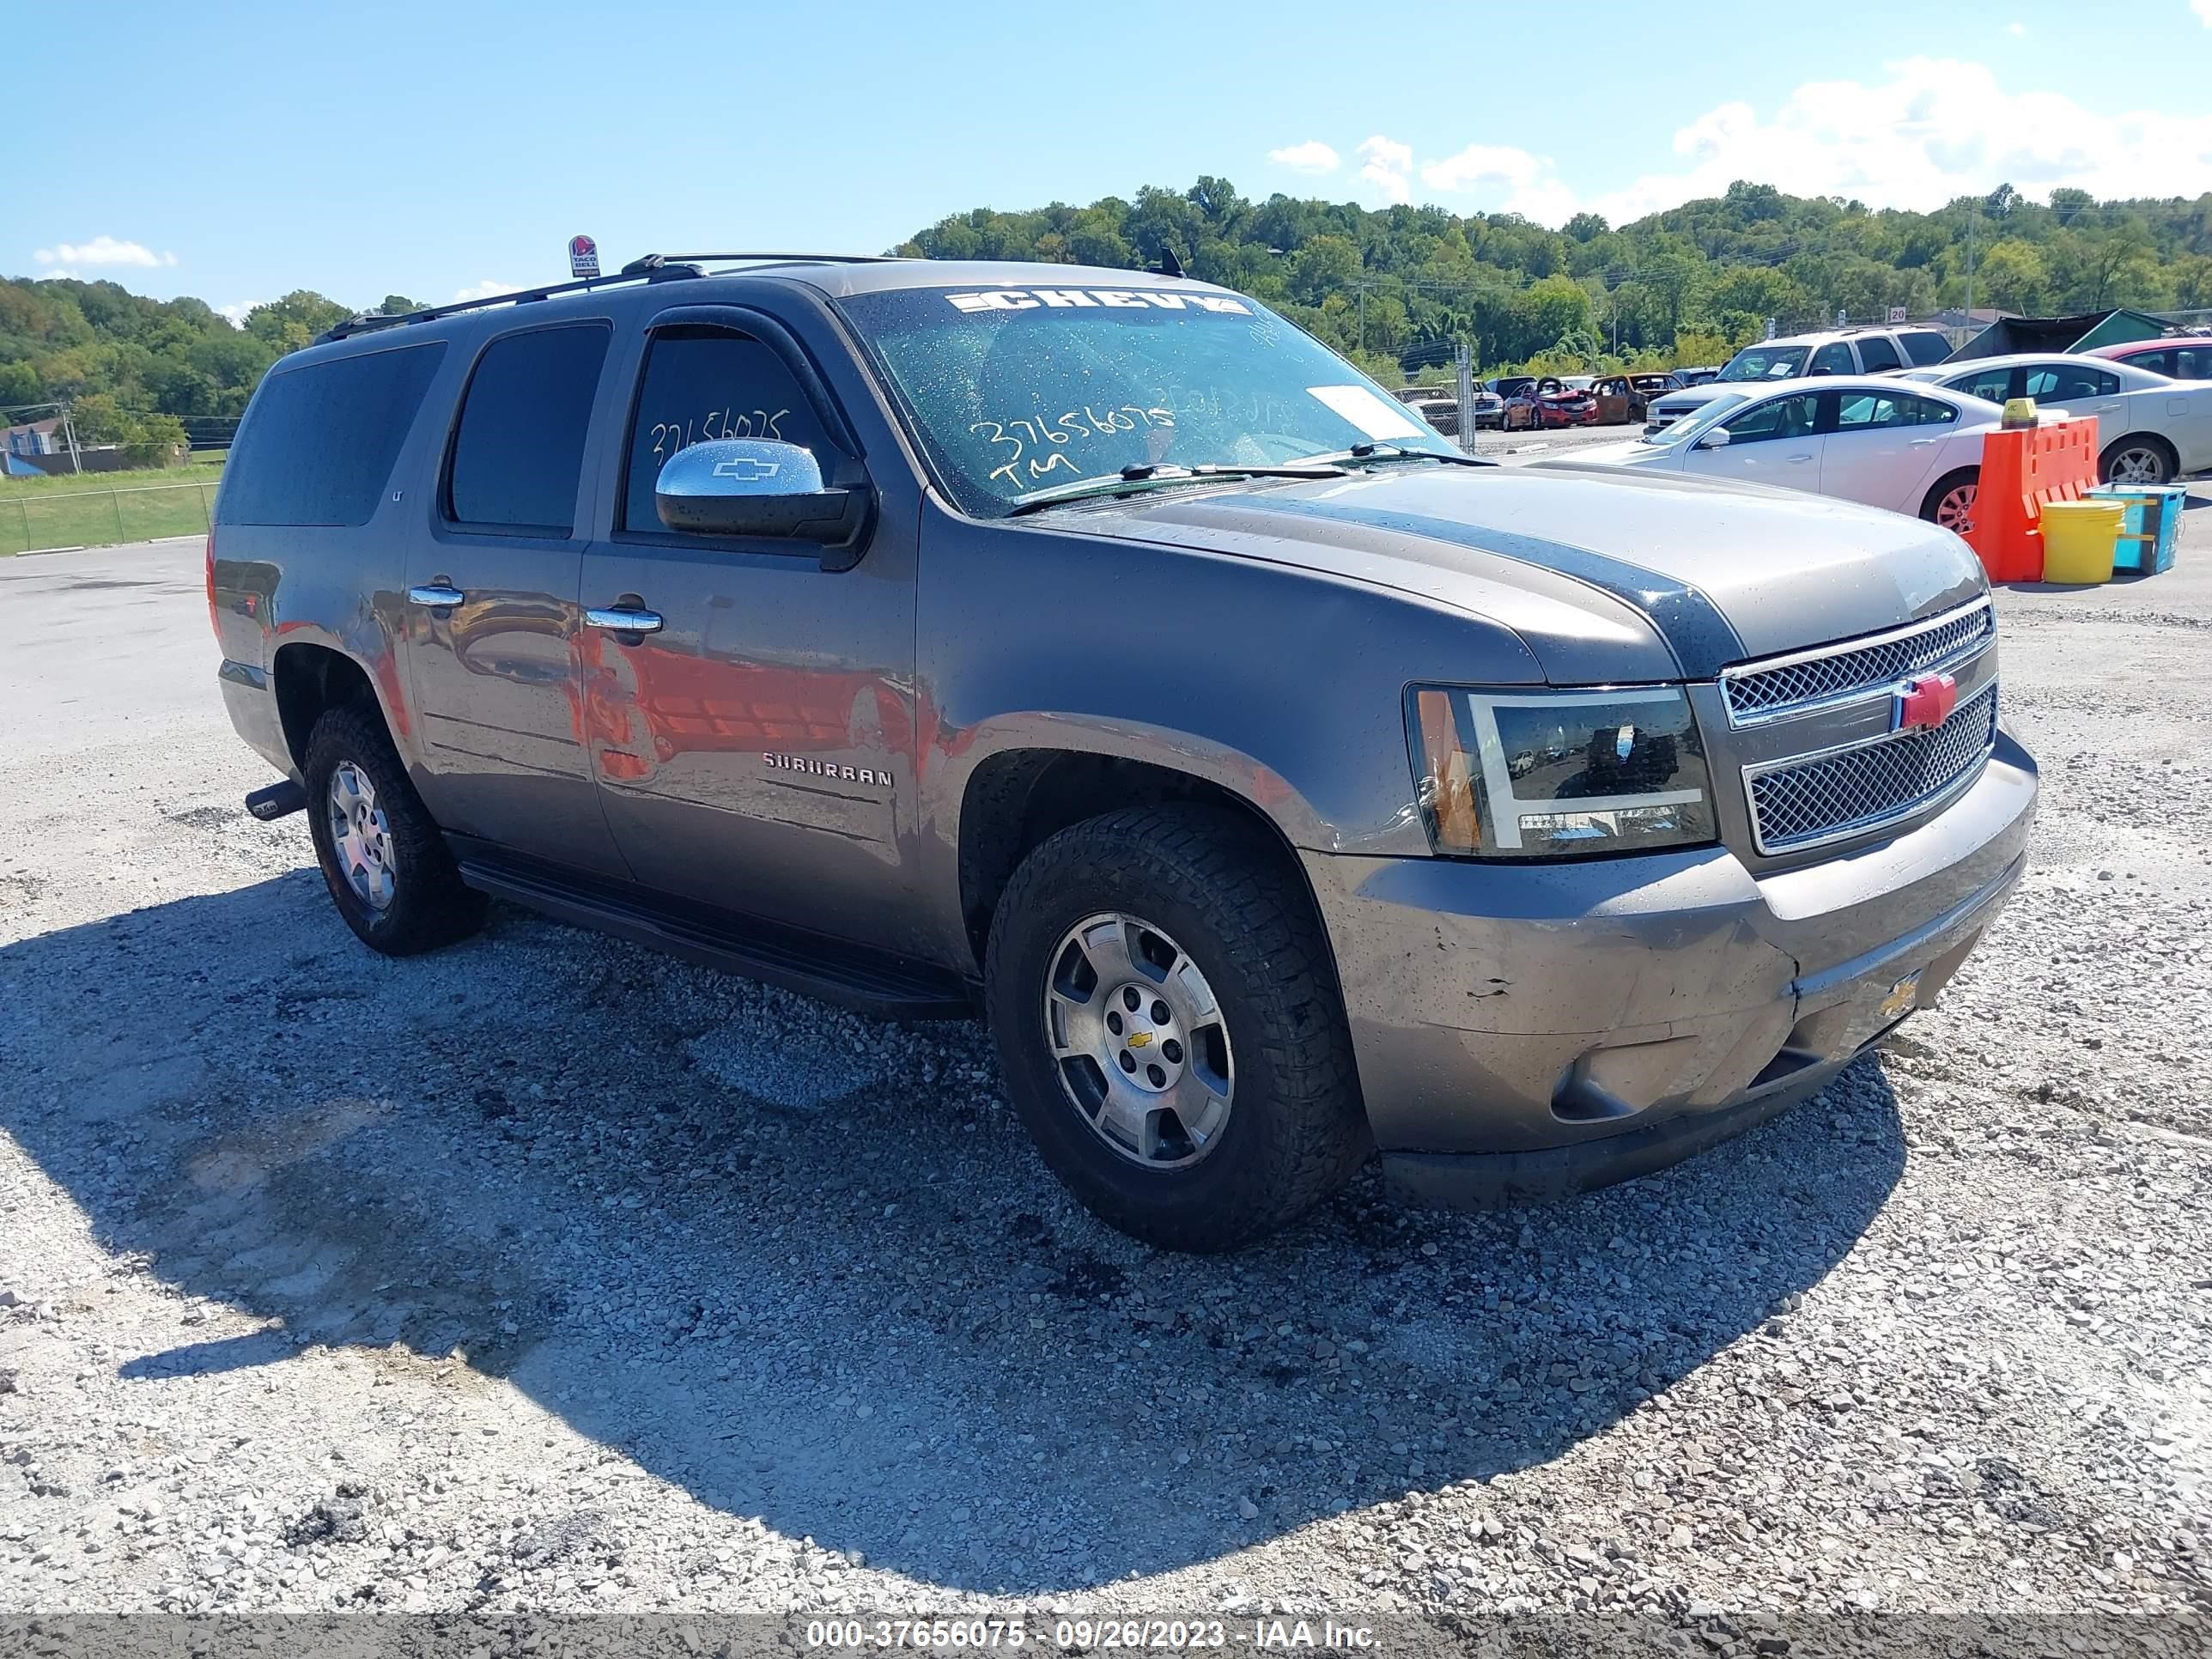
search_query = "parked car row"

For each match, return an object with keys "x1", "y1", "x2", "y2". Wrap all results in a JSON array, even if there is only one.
[
  {"x1": 1557, "y1": 352, "x2": 2212, "y2": 528},
  {"x1": 1484, "y1": 371, "x2": 1692, "y2": 430}
]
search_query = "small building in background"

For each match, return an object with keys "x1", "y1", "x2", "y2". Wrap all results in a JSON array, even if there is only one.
[{"x1": 3, "y1": 416, "x2": 64, "y2": 458}]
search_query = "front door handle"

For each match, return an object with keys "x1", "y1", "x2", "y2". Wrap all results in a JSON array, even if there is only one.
[
  {"x1": 408, "y1": 584, "x2": 465, "y2": 607},
  {"x1": 1785, "y1": 453, "x2": 1814, "y2": 464},
  {"x1": 1910, "y1": 437, "x2": 1941, "y2": 447},
  {"x1": 585, "y1": 606, "x2": 665, "y2": 635}
]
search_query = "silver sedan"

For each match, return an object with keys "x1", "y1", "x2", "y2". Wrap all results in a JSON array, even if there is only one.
[{"x1": 1900, "y1": 352, "x2": 2212, "y2": 484}]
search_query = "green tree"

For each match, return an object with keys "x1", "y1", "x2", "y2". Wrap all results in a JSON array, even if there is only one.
[{"x1": 244, "y1": 291, "x2": 351, "y2": 354}]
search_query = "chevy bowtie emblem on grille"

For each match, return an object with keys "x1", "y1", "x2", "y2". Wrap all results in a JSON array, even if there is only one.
[{"x1": 1893, "y1": 672, "x2": 1960, "y2": 732}]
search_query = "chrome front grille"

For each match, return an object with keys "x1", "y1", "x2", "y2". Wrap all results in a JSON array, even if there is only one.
[
  {"x1": 1721, "y1": 600, "x2": 1995, "y2": 723},
  {"x1": 1747, "y1": 682, "x2": 1999, "y2": 854}
]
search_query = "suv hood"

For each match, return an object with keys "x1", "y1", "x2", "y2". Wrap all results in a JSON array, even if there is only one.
[
  {"x1": 1062, "y1": 464, "x2": 1985, "y2": 684},
  {"x1": 1651, "y1": 383, "x2": 1731, "y2": 415}
]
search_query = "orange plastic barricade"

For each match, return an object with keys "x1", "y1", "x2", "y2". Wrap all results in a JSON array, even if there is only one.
[{"x1": 1964, "y1": 415, "x2": 2100, "y2": 583}]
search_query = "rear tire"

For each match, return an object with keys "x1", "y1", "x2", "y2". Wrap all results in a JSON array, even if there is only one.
[
  {"x1": 2100, "y1": 435, "x2": 2174, "y2": 487},
  {"x1": 303, "y1": 702, "x2": 486, "y2": 957},
  {"x1": 984, "y1": 805, "x2": 1369, "y2": 1252},
  {"x1": 1920, "y1": 467, "x2": 1979, "y2": 535}
]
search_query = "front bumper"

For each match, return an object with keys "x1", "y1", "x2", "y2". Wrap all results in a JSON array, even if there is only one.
[{"x1": 1303, "y1": 733, "x2": 2037, "y2": 1204}]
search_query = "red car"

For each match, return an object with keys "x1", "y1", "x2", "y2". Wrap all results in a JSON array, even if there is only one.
[
  {"x1": 2086, "y1": 336, "x2": 2212, "y2": 380},
  {"x1": 1502, "y1": 376, "x2": 1596, "y2": 431}
]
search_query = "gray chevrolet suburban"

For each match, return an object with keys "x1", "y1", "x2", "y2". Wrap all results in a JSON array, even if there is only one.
[{"x1": 209, "y1": 255, "x2": 2037, "y2": 1250}]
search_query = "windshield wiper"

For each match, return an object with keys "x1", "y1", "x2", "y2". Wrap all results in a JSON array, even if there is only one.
[
  {"x1": 1006, "y1": 461, "x2": 1347, "y2": 516},
  {"x1": 1315, "y1": 442, "x2": 1492, "y2": 469}
]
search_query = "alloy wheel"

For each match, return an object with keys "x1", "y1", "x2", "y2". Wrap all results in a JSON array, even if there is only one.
[
  {"x1": 327, "y1": 761, "x2": 397, "y2": 912},
  {"x1": 2107, "y1": 445, "x2": 2168, "y2": 485},
  {"x1": 1935, "y1": 482, "x2": 1977, "y2": 534},
  {"x1": 1042, "y1": 912, "x2": 1234, "y2": 1170}
]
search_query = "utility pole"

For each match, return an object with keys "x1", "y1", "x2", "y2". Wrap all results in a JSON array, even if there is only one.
[
  {"x1": 1964, "y1": 198, "x2": 1978, "y2": 320},
  {"x1": 1356, "y1": 283, "x2": 1368, "y2": 353},
  {"x1": 61, "y1": 405, "x2": 82, "y2": 474}
]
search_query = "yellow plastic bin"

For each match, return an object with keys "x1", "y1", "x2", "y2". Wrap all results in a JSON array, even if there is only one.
[{"x1": 2038, "y1": 500, "x2": 2124, "y2": 585}]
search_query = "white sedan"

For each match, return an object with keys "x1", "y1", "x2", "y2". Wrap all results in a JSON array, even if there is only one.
[
  {"x1": 1547, "y1": 377, "x2": 2002, "y2": 532},
  {"x1": 1899, "y1": 352, "x2": 2212, "y2": 485}
]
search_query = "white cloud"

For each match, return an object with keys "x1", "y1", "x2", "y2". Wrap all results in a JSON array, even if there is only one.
[
  {"x1": 1267, "y1": 140, "x2": 1340, "y2": 175},
  {"x1": 1581, "y1": 57, "x2": 2212, "y2": 224},
  {"x1": 32, "y1": 236, "x2": 173, "y2": 269},
  {"x1": 2195, "y1": 0, "x2": 2211, "y2": 25},
  {"x1": 1297, "y1": 58, "x2": 2212, "y2": 228},
  {"x1": 1418, "y1": 143, "x2": 1579, "y2": 222},
  {"x1": 2006, "y1": 20, "x2": 2026, "y2": 33},
  {"x1": 217, "y1": 301, "x2": 265, "y2": 328},
  {"x1": 1356, "y1": 135, "x2": 1413, "y2": 204},
  {"x1": 452, "y1": 278, "x2": 516, "y2": 301}
]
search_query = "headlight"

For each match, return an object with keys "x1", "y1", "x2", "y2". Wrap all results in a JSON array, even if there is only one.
[{"x1": 1406, "y1": 684, "x2": 1717, "y2": 859}]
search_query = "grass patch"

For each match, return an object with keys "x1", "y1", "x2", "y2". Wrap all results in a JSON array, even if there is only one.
[
  {"x1": 0, "y1": 474, "x2": 220, "y2": 555},
  {"x1": 0, "y1": 459, "x2": 226, "y2": 498}
]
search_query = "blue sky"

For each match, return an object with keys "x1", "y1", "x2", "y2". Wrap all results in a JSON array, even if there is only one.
[{"x1": 10, "y1": 0, "x2": 2212, "y2": 320}]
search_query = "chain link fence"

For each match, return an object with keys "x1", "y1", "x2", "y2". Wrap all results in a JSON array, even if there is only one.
[{"x1": 0, "y1": 480, "x2": 219, "y2": 556}]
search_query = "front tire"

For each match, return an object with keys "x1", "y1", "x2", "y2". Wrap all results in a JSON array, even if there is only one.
[
  {"x1": 1920, "y1": 467, "x2": 1979, "y2": 535},
  {"x1": 984, "y1": 805, "x2": 1369, "y2": 1252},
  {"x1": 303, "y1": 702, "x2": 486, "y2": 956}
]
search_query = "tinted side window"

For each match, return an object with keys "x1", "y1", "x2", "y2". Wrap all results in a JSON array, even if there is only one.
[
  {"x1": 1856, "y1": 336, "x2": 1904, "y2": 373},
  {"x1": 2176, "y1": 347, "x2": 2212, "y2": 380},
  {"x1": 220, "y1": 343, "x2": 446, "y2": 526},
  {"x1": 1953, "y1": 368, "x2": 2015, "y2": 404},
  {"x1": 1809, "y1": 343, "x2": 1855, "y2": 375},
  {"x1": 2024, "y1": 364, "x2": 2118, "y2": 401},
  {"x1": 1901, "y1": 331, "x2": 1952, "y2": 366},
  {"x1": 622, "y1": 327, "x2": 830, "y2": 534},
  {"x1": 1720, "y1": 392, "x2": 1820, "y2": 444},
  {"x1": 1899, "y1": 395, "x2": 1959, "y2": 426},
  {"x1": 1834, "y1": 392, "x2": 1908, "y2": 430},
  {"x1": 2129, "y1": 349, "x2": 2177, "y2": 377},
  {"x1": 445, "y1": 325, "x2": 611, "y2": 533}
]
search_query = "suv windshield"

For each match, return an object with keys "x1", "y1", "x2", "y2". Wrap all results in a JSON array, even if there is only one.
[
  {"x1": 1717, "y1": 344, "x2": 1810, "y2": 382},
  {"x1": 836, "y1": 285, "x2": 1459, "y2": 516}
]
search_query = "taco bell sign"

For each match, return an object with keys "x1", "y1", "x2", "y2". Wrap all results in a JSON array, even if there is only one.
[{"x1": 569, "y1": 235, "x2": 600, "y2": 280}]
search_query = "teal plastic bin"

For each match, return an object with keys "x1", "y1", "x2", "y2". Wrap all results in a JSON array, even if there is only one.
[{"x1": 2087, "y1": 483, "x2": 2183, "y2": 574}]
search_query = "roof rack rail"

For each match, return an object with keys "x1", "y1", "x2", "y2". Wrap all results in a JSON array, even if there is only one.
[
  {"x1": 314, "y1": 251, "x2": 900, "y2": 344},
  {"x1": 629, "y1": 252, "x2": 901, "y2": 271}
]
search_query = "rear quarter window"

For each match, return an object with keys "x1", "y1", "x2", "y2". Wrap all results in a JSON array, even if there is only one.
[
  {"x1": 1901, "y1": 331, "x2": 1952, "y2": 367},
  {"x1": 219, "y1": 342, "x2": 447, "y2": 527},
  {"x1": 1856, "y1": 336, "x2": 1904, "y2": 373}
]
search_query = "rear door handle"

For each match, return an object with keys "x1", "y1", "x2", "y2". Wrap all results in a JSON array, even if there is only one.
[
  {"x1": 585, "y1": 606, "x2": 665, "y2": 635},
  {"x1": 408, "y1": 584, "x2": 465, "y2": 607},
  {"x1": 1910, "y1": 437, "x2": 1941, "y2": 447},
  {"x1": 1785, "y1": 453, "x2": 1814, "y2": 464}
]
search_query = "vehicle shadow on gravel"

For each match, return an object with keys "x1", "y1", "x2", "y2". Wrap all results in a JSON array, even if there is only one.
[{"x1": 0, "y1": 873, "x2": 1906, "y2": 1596}]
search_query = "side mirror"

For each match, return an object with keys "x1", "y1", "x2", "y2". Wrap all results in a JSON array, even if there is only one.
[
  {"x1": 655, "y1": 439, "x2": 872, "y2": 554},
  {"x1": 1693, "y1": 428, "x2": 1732, "y2": 450}
]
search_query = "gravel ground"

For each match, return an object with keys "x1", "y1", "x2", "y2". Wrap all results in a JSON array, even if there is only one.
[{"x1": 1, "y1": 505, "x2": 2209, "y2": 1640}]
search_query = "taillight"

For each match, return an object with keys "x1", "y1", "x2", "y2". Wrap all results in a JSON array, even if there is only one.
[{"x1": 204, "y1": 531, "x2": 219, "y2": 644}]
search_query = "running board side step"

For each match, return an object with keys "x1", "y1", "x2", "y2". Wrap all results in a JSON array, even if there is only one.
[
  {"x1": 449, "y1": 841, "x2": 976, "y2": 1021},
  {"x1": 245, "y1": 781, "x2": 308, "y2": 822}
]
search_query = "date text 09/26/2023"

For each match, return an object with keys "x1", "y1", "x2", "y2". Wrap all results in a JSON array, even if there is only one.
[{"x1": 804, "y1": 1619, "x2": 1382, "y2": 1650}]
